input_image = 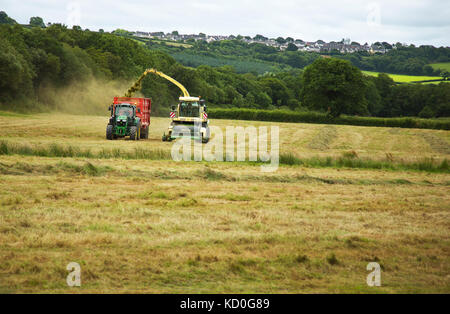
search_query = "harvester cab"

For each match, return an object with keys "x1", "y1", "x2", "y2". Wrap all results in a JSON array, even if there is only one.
[
  {"x1": 106, "y1": 97, "x2": 151, "y2": 140},
  {"x1": 162, "y1": 96, "x2": 210, "y2": 143}
]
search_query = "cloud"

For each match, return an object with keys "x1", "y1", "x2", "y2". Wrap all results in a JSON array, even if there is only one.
[{"x1": 1, "y1": 0, "x2": 449, "y2": 46}]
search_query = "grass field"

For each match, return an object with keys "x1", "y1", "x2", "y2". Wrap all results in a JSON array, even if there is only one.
[
  {"x1": 0, "y1": 112, "x2": 449, "y2": 293},
  {"x1": 362, "y1": 71, "x2": 444, "y2": 83},
  {"x1": 128, "y1": 36, "x2": 193, "y2": 48},
  {"x1": 149, "y1": 39, "x2": 193, "y2": 48},
  {"x1": 429, "y1": 62, "x2": 450, "y2": 72}
]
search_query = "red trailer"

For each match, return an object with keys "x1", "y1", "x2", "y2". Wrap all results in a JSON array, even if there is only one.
[{"x1": 111, "y1": 96, "x2": 151, "y2": 139}]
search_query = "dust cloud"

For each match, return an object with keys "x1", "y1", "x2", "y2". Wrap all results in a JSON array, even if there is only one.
[{"x1": 37, "y1": 77, "x2": 144, "y2": 115}]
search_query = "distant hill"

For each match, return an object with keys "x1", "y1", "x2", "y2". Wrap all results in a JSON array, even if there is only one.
[{"x1": 130, "y1": 35, "x2": 450, "y2": 77}]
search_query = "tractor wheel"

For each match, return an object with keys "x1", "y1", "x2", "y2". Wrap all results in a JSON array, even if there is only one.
[
  {"x1": 136, "y1": 123, "x2": 141, "y2": 141},
  {"x1": 140, "y1": 127, "x2": 148, "y2": 139},
  {"x1": 162, "y1": 133, "x2": 167, "y2": 141},
  {"x1": 130, "y1": 126, "x2": 137, "y2": 140},
  {"x1": 106, "y1": 124, "x2": 113, "y2": 140}
]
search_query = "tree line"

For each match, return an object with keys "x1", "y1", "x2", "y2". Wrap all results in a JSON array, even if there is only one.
[
  {"x1": 148, "y1": 36, "x2": 450, "y2": 77},
  {"x1": 335, "y1": 45, "x2": 450, "y2": 76},
  {"x1": 0, "y1": 12, "x2": 448, "y2": 119}
]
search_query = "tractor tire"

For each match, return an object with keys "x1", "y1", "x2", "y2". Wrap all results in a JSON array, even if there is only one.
[
  {"x1": 106, "y1": 124, "x2": 113, "y2": 140},
  {"x1": 136, "y1": 123, "x2": 141, "y2": 141},
  {"x1": 130, "y1": 126, "x2": 137, "y2": 140},
  {"x1": 140, "y1": 127, "x2": 148, "y2": 139}
]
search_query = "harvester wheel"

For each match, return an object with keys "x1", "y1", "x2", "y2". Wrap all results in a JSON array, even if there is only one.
[
  {"x1": 106, "y1": 124, "x2": 113, "y2": 140},
  {"x1": 130, "y1": 126, "x2": 137, "y2": 140}
]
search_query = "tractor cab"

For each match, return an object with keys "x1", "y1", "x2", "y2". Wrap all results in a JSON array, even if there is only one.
[
  {"x1": 114, "y1": 104, "x2": 136, "y2": 118},
  {"x1": 109, "y1": 103, "x2": 137, "y2": 135},
  {"x1": 106, "y1": 102, "x2": 143, "y2": 140}
]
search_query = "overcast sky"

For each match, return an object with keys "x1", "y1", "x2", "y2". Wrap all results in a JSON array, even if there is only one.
[{"x1": 2, "y1": 0, "x2": 449, "y2": 47}]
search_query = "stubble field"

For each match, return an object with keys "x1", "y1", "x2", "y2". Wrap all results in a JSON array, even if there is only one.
[{"x1": 0, "y1": 112, "x2": 449, "y2": 293}]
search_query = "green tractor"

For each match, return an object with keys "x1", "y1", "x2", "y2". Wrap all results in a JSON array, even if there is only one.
[{"x1": 106, "y1": 103, "x2": 141, "y2": 140}]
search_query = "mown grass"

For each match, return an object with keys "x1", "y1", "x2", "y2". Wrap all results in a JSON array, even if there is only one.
[
  {"x1": 1, "y1": 113, "x2": 448, "y2": 163},
  {"x1": 0, "y1": 113, "x2": 448, "y2": 293},
  {"x1": 1, "y1": 140, "x2": 448, "y2": 173},
  {"x1": 1, "y1": 159, "x2": 448, "y2": 188},
  {"x1": 0, "y1": 140, "x2": 170, "y2": 160},
  {"x1": 0, "y1": 156, "x2": 449, "y2": 293},
  {"x1": 209, "y1": 108, "x2": 450, "y2": 130},
  {"x1": 279, "y1": 152, "x2": 449, "y2": 173}
]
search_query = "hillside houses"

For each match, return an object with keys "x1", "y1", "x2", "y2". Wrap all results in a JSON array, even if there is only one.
[{"x1": 131, "y1": 30, "x2": 390, "y2": 54}]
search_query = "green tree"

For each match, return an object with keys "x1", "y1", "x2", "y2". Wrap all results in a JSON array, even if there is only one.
[
  {"x1": 365, "y1": 79, "x2": 382, "y2": 116},
  {"x1": 276, "y1": 37, "x2": 286, "y2": 44},
  {"x1": 259, "y1": 77, "x2": 290, "y2": 107},
  {"x1": 112, "y1": 28, "x2": 130, "y2": 36},
  {"x1": 286, "y1": 43, "x2": 298, "y2": 51},
  {"x1": 253, "y1": 34, "x2": 267, "y2": 41},
  {"x1": 373, "y1": 73, "x2": 395, "y2": 116},
  {"x1": 301, "y1": 58, "x2": 368, "y2": 117},
  {"x1": 0, "y1": 37, "x2": 34, "y2": 106},
  {"x1": 418, "y1": 106, "x2": 435, "y2": 118},
  {"x1": 29, "y1": 16, "x2": 45, "y2": 28},
  {"x1": 0, "y1": 11, "x2": 17, "y2": 25}
]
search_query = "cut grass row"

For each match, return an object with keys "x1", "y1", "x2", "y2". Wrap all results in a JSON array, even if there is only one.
[
  {"x1": 209, "y1": 108, "x2": 450, "y2": 130},
  {"x1": 1, "y1": 140, "x2": 448, "y2": 173},
  {"x1": 1, "y1": 159, "x2": 448, "y2": 194}
]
